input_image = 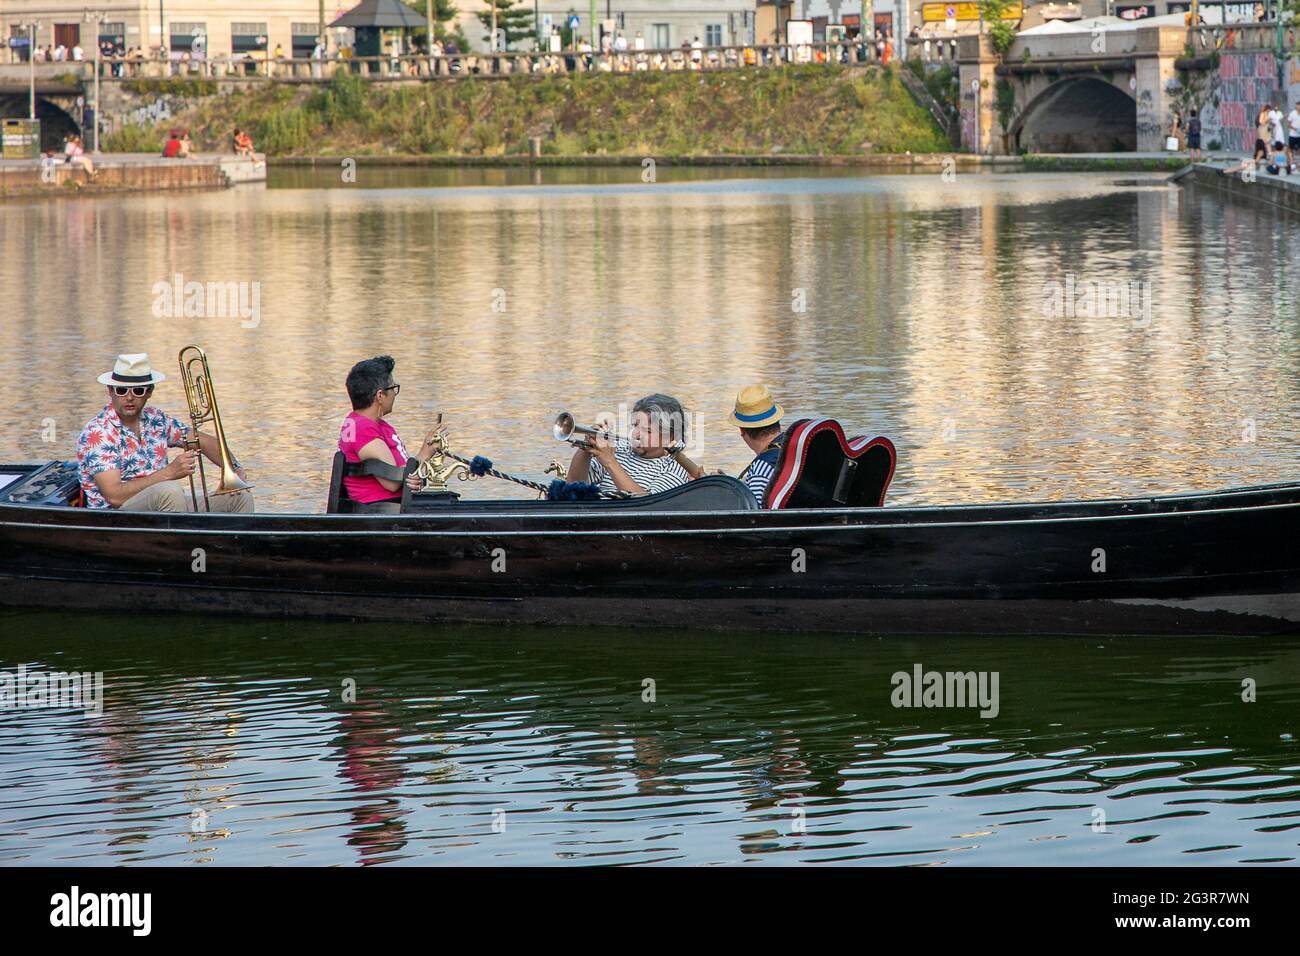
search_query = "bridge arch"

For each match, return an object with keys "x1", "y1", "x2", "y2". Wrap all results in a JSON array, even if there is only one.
[
  {"x1": 0, "y1": 95, "x2": 81, "y2": 152},
  {"x1": 1011, "y1": 77, "x2": 1136, "y2": 154}
]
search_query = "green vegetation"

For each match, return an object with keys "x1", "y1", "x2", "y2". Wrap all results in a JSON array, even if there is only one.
[
  {"x1": 123, "y1": 78, "x2": 218, "y2": 97},
  {"x1": 995, "y1": 78, "x2": 1015, "y2": 137},
  {"x1": 102, "y1": 123, "x2": 165, "y2": 153},
  {"x1": 131, "y1": 65, "x2": 949, "y2": 158},
  {"x1": 1022, "y1": 155, "x2": 1188, "y2": 172},
  {"x1": 908, "y1": 60, "x2": 959, "y2": 118},
  {"x1": 979, "y1": 0, "x2": 1019, "y2": 55}
]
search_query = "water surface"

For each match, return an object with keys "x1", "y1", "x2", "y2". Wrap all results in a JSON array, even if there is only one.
[
  {"x1": 1, "y1": 614, "x2": 1297, "y2": 866},
  {"x1": 1, "y1": 168, "x2": 1296, "y2": 510},
  {"x1": 1, "y1": 167, "x2": 1298, "y2": 866}
]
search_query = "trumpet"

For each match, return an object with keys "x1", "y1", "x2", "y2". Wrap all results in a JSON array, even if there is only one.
[
  {"x1": 177, "y1": 345, "x2": 252, "y2": 511},
  {"x1": 553, "y1": 411, "x2": 626, "y2": 449}
]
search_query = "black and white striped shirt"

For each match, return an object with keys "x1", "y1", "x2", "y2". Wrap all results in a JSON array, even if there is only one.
[
  {"x1": 588, "y1": 441, "x2": 691, "y2": 496},
  {"x1": 740, "y1": 456, "x2": 776, "y2": 507}
]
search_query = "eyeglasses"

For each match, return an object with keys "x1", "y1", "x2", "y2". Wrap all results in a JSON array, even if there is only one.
[
  {"x1": 379, "y1": 384, "x2": 401, "y2": 396},
  {"x1": 111, "y1": 386, "x2": 152, "y2": 397}
]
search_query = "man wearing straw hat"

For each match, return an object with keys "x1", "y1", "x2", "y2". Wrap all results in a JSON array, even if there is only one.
[
  {"x1": 728, "y1": 385, "x2": 786, "y2": 508},
  {"x1": 76, "y1": 353, "x2": 254, "y2": 512}
]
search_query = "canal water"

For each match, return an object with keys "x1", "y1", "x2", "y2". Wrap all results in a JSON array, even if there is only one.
[{"x1": 1, "y1": 169, "x2": 1298, "y2": 865}]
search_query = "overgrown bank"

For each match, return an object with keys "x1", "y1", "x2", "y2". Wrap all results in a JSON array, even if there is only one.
[{"x1": 105, "y1": 66, "x2": 951, "y2": 158}]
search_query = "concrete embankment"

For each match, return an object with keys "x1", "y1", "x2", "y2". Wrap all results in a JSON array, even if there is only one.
[
  {"x1": 1178, "y1": 162, "x2": 1300, "y2": 215},
  {"x1": 272, "y1": 152, "x2": 1188, "y2": 171},
  {"x1": 0, "y1": 153, "x2": 265, "y2": 200}
]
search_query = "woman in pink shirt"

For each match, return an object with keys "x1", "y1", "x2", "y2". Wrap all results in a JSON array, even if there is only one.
[{"x1": 338, "y1": 355, "x2": 447, "y2": 506}]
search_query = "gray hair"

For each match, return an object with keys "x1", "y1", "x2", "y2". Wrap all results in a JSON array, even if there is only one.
[{"x1": 632, "y1": 393, "x2": 686, "y2": 442}]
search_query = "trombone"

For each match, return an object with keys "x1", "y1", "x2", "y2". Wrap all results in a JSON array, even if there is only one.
[{"x1": 177, "y1": 345, "x2": 252, "y2": 511}]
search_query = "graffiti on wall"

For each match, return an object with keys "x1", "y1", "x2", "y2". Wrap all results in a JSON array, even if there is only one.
[
  {"x1": 960, "y1": 89, "x2": 979, "y2": 152},
  {"x1": 1193, "y1": 52, "x2": 1279, "y2": 151},
  {"x1": 122, "y1": 98, "x2": 176, "y2": 129}
]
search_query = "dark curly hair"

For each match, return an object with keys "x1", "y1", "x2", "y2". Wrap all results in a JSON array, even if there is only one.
[{"x1": 346, "y1": 355, "x2": 395, "y2": 410}]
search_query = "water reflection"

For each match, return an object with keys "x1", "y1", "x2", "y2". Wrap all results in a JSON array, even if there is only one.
[
  {"x1": 0, "y1": 612, "x2": 1297, "y2": 866},
  {"x1": 1, "y1": 171, "x2": 1297, "y2": 511}
]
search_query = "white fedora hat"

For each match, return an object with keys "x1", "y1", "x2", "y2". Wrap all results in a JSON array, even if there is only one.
[{"x1": 97, "y1": 353, "x2": 167, "y2": 387}]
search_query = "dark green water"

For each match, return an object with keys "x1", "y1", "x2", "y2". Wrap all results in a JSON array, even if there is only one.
[{"x1": 1, "y1": 610, "x2": 1297, "y2": 866}]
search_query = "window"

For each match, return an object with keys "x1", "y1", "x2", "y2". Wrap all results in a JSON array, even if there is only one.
[
  {"x1": 232, "y1": 22, "x2": 269, "y2": 54},
  {"x1": 100, "y1": 22, "x2": 126, "y2": 57},
  {"x1": 170, "y1": 22, "x2": 206, "y2": 59},
  {"x1": 292, "y1": 22, "x2": 320, "y2": 57},
  {"x1": 651, "y1": 23, "x2": 670, "y2": 49},
  {"x1": 10, "y1": 24, "x2": 33, "y2": 62},
  {"x1": 705, "y1": 24, "x2": 723, "y2": 47}
]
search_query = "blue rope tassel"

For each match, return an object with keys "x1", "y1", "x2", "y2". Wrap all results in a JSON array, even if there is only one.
[
  {"x1": 442, "y1": 449, "x2": 620, "y2": 500},
  {"x1": 546, "y1": 480, "x2": 605, "y2": 501}
]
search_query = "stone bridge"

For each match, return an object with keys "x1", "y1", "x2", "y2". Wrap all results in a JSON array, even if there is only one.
[
  {"x1": 0, "y1": 64, "x2": 217, "y2": 150},
  {"x1": 956, "y1": 23, "x2": 1297, "y2": 155},
  {"x1": 0, "y1": 71, "x2": 86, "y2": 150}
]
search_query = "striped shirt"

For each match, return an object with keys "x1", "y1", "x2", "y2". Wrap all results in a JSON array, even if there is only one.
[
  {"x1": 740, "y1": 455, "x2": 776, "y2": 507},
  {"x1": 588, "y1": 441, "x2": 691, "y2": 496}
]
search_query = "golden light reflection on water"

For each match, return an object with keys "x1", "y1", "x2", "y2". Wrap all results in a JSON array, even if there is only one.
[{"x1": 1, "y1": 170, "x2": 1296, "y2": 512}]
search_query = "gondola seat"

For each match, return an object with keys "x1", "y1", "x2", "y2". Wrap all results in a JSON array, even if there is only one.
[
  {"x1": 326, "y1": 452, "x2": 424, "y2": 514},
  {"x1": 0, "y1": 461, "x2": 81, "y2": 506},
  {"x1": 401, "y1": 474, "x2": 760, "y2": 514},
  {"x1": 764, "y1": 419, "x2": 896, "y2": 510}
]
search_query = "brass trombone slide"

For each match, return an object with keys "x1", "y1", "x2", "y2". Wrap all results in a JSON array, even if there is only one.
[{"x1": 177, "y1": 345, "x2": 252, "y2": 511}]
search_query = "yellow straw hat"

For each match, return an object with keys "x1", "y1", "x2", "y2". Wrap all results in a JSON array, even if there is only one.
[{"x1": 727, "y1": 384, "x2": 784, "y2": 429}]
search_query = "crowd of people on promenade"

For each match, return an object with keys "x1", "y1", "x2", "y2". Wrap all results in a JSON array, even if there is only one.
[
  {"x1": 1219, "y1": 102, "x2": 1300, "y2": 177},
  {"x1": 21, "y1": 30, "x2": 896, "y2": 80}
]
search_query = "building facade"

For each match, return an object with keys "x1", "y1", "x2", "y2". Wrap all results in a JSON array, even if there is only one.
[
  {"x1": 793, "y1": 1, "x2": 897, "y2": 40},
  {"x1": 1, "y1": 2, "x2": 769, "y2": 59},
  {"x1": 2, "y1": 1, "x2": 342, "y2": 62},
  {"x1": 453, "y1": 1, "x2": 760, "y2": 52}
]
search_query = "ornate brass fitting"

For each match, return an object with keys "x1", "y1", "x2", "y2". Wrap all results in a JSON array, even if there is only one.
[{"x1": 415, "y1": 432, "x2": 471, "y2": 492}]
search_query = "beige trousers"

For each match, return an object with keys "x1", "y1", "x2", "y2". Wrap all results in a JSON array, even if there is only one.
[{"x1": 119, "y1": 479, "x2": 255, "y2": 513}]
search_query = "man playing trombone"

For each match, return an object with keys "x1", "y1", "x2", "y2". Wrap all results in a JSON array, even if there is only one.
[{"x1": 76, "y1": 353, "x2": 254, "y2": 512}]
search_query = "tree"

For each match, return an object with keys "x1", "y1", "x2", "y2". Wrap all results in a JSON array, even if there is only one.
[
  {"x1": 978, "y1": 0, "x2": 1019, "y2": 56},
  {"x1": 477, "y1": 0, "x2": 537, "y2": 51},
  {"x1": 403, "y1": 0, "x2": 468, "y2": 49}
]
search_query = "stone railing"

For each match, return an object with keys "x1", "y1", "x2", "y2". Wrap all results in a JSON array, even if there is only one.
[
  {"x1": 70, "y1": 41, "x2": 894, "y2": 82},
  {"x1": 939, "y1": 20, "x2": 1290, "y2": 65}
]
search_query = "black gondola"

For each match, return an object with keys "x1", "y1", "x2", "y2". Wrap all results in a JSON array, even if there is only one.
[{"x1": 1, "y1": 417, "x2": 1297, "y2": 636}]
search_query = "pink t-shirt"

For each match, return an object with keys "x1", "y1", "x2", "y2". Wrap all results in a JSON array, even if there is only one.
[{"x1": 339, "y1": 412, "x2": 410, "y2": 503}]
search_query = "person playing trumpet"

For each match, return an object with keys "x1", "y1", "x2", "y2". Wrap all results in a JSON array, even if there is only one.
[
  {"x1": 76, "y1": 353, "x2": 254, "y2": 512},
  {"x1": 565, "y1": 393, "x2": 698, "y2": 496},
  {"x1": 338, "y1": 355, "x2": 449, "y2": 509}
]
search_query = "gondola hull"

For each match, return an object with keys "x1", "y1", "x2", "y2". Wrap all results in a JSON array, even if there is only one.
[{"x1": 1, "y1": 469, "x2": 1298, "y2": 636}]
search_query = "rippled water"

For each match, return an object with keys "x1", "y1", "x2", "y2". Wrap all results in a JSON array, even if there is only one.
[
  {"x1": 1, "y1": 612, "x2": 1297, "y2": 866},
  {"x1": 2, "y1": 168, "x2": 1299, "y2": 866},
  {"x1": 1, "y1": 169, "x2": 1298, "y2": 510}
]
